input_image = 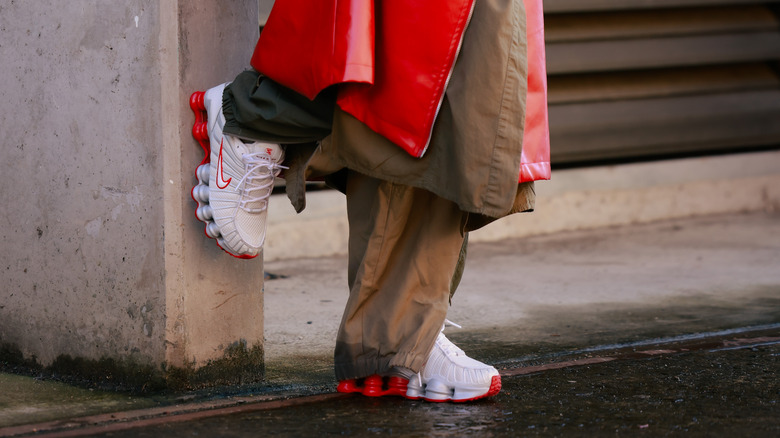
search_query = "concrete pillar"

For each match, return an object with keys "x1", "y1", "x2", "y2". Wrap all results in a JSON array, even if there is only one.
[{"x1": 0, "y1": 0, "x2": 265, "y2": 389}]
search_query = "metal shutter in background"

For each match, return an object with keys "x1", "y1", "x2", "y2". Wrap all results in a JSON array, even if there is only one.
[{"x1": 545, "y1": 0, "x2": 780, "y2": 165}]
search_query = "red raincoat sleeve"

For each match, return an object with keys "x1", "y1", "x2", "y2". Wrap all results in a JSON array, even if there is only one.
[
  {"x1": 251, "y1": 0, "x2": 375, "y2": 99},
  {"x1": 519, "y1": 0, "x2": 551, "y2": 183}
]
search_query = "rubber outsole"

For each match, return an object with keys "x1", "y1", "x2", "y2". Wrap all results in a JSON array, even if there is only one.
[
  {"x1": 337, "y1": 375, "x2": 408, "y2": 398},
  {"x1": 445, "y1": 374, "x2": 502, "y2": 403},
  {"x1": 338, "y1": 374, "x2": 501, "y2": 402}
]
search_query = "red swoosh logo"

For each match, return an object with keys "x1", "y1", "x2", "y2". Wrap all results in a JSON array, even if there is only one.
[{"x1": 216, "y1": 139, "x2": 231, "y2": 189}]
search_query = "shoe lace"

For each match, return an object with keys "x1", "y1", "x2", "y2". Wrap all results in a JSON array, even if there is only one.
[
  {"x1": 437, "y1": 319, "x2": 465, "y2": 357},
  {"x1": 444, "y1": 319, "x2": 462, "y2": 329},
  {"x1": 414, "y1": 320, "x2": 465, "y2": 386},
  {"x1": 235, "y1": 152, "x2": 287, "y2": 213}
]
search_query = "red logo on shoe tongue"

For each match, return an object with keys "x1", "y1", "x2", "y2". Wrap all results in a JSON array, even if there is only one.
[{"x1": 216, "y1": 139, "x2": 231, "y2": 189}]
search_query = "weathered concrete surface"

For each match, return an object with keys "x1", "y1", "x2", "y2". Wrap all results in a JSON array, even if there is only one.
[
  {"x1": 163, "y1": 0, "x2": 266, "y2": 388},
  {"x1": 0, "y1": 0, "x2": 265, "y2": 388},
  {"x1": 264, "y1": 150, "x2": 780, "y2": 261}
]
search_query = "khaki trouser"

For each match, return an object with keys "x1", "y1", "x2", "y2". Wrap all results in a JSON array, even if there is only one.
[
  {"x1": 335, "y1": 170, "x2": 468, "y2": 380},
  {"x1": 222, "y1": 74, "x2": 470, "y2": 380}
]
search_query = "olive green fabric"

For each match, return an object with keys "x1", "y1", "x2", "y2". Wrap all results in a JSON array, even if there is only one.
[{"x1": 223, "y1": 71, "x2": 335, "y2": 144}]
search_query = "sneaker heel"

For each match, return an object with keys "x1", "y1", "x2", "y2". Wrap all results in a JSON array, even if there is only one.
[
  {"x1": 192, "y1": 121, "x2": 208, "y2": 142},
  {"x1": 189, "y1": 91, "x2": 205, "y2": 111},
  {"x1": 196, "y1": 164, "x2": 210, "y2": 183},
  {"x1": 192, "y1": 185, "x2": 209, "y2": 202},
  {"x1": 190, "y1": 90, "x2": 210, "y2": 167},
  {"x1": 386, "y1": 376, "x2": 408, "y2": 397},
  {"x1": 206, "y1": 222, "x2": 221, "y2": 238},
  {"x1": 196, "y1": 205, "x2": 213, "y2": 221},
  {"x1": 337, "y1": 379, "x2": 359, "y2": 394},
  {"x1": 362, "y1": 375, "x2": 384, "y2": 397}
]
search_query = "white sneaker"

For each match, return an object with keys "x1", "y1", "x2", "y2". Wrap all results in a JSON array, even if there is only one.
[
  {"x1": 190, "y1": 83, "x2": 285, "y2": 258},
  {"x1": 406, "y1": 326, "x2": 502, "y2": 402}
]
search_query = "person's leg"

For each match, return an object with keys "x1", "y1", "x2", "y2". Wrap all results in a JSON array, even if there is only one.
[{"x1": 335, "y1": 170, "x2": 466, "y2": 379}]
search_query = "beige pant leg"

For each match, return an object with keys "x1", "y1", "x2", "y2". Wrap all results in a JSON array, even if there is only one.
[{"x1": 334, "y1": 171, "x2": 467, "y2": 381}]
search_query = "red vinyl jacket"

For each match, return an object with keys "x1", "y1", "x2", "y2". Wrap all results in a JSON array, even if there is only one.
[{"x1": 252, "y1": 0, "x2": 550, "y2": 183}]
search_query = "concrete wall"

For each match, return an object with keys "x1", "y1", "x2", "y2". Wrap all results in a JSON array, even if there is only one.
[{"x1": 0, "y1": 0, "x2": 266, "y2": 389}]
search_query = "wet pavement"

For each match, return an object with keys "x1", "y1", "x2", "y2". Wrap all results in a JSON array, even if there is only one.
[
  {"x1": 121, "y1": 345, "x2": 779, "y2": 437},
  {"x1": 1, "y1": 211, "x2": 779, "y2": 437},
  {"x1": 12, "y1": 326, "x2": 777, "y2": 437}
]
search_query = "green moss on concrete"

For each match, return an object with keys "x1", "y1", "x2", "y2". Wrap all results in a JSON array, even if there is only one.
[
  {"x1": 48, "y1": 355, "x2": 168, "y2": 393},
  {"x1": 165, "y1": 340, "x2": 265, "y2": 391},
  {"x1": 0, "y1": 340, "x2": 264, "y2": 393},
  {"x1": 0, "y1": 342, "x2": 42, "y2": 373}
]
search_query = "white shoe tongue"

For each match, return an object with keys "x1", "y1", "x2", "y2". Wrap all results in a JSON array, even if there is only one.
[
  {"x1": 246, "y1": 142, "x2": 283, "y2": 162},
  {"x1": 438, "y1": 334, "x2": 465, "y2": 356}
]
